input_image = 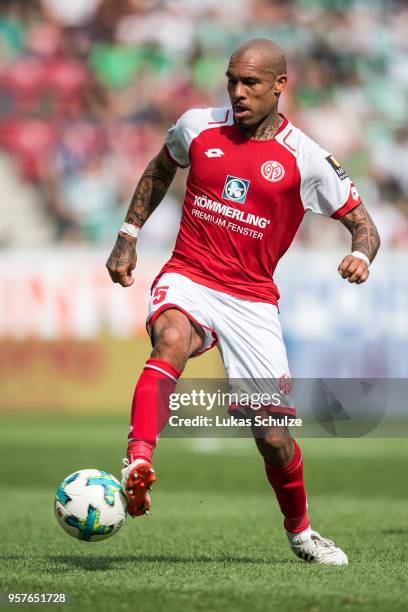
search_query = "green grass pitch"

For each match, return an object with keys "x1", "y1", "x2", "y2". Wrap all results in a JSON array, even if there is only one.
[{"x1": 0, "y1": 414, "x2": 408, "y2": 612}]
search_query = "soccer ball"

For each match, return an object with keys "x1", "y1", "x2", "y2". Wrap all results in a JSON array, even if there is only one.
[{"x1": 55, "y1": 469, "x2": 127, "y2": 542}]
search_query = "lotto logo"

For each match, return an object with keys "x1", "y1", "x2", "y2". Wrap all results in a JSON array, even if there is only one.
[
  {"x1": 261, "y1": 160, "x2": 285, "y2": 182},
  {"x1": 205, "y1": 148, "x2": 224, "y2": 158},
  {"x1": 222, "y1": 175, "x2": 250, "y2": 204}
]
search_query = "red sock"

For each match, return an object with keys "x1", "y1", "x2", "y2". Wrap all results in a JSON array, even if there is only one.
[
  {"x1": 264, "y1": 439, "x2": 310, "y2": 533},
  {"x1": 127, "y1": 358, "x2": 181, "y2": 462}
]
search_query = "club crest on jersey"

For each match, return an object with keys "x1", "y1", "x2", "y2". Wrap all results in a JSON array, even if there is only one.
[
  {"x1": 261, "y1": 160, "x2": 285, "y2": 182},
  {"x1": 325, "y1": 155, "x2": 348, "y2": 180},
  {"x1": 222, "y1": 175, "x2": 250, "y2": 204}
]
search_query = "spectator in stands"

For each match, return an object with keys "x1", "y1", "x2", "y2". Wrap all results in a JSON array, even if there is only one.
[{"x1": 0, "y1": 0, "x2": 407, "y2": 247}]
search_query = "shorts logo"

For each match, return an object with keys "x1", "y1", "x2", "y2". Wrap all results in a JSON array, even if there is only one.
[
  {"x1": 261, "y1": 160, "x2": 285, "y2": 182},
  {"x1": 279, "y1": 374, "x2": 292, "y2": 395},
  {"x1": 222, "y1": 175, "x2": 250, "y2": 204},
  {"x1": 325, "y1": 155, "x2": 348, "y2": 180}
]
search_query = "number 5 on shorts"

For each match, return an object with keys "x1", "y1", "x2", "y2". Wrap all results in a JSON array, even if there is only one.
[{"x1": 152, "y1": 285, "x2": 169, "y2": 305}]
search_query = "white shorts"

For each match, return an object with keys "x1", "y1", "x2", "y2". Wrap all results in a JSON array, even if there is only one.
[{"x1": 146, "y1": 273, "x2": 294, "y2": 415}]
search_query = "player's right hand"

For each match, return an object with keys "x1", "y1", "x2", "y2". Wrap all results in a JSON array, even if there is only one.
[
  {"x1": 106, "y1": 233, "x2": 137, "y2": 287},
  {"x1": 338, "y1": 254, "x2": 370, "y2": 284}
]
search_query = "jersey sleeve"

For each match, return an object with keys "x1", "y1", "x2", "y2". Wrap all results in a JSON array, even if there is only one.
[
  {"x1": 164, "y1": 111, "x2": 192, "y2": 168},
  {"x1": 300, "y1": 142, "x2": 362, "y2": 219}
]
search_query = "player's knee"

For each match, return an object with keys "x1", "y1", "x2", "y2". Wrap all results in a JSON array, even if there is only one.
[
  {"x1": 155, "y1": 324, "x2": 189, "y2": 350},
  {"x1": 151, "y1": 324, "x2": 191, "y2": 369},
  {"x1": 256, "y1": 433, "x2": 293, "y2": 465},
  {"x1": 262, "y1": 435, "x2": 290, "y2": 452}
]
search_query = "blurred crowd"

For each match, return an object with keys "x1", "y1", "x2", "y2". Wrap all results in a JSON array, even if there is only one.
[{"x1": 0, "y1": 0, "x2": 407, "y2": 249}]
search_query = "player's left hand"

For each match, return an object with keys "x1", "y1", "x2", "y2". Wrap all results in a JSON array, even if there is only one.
[{"x1": 338, "y1": 255, "x2": 370, "y2": 284}]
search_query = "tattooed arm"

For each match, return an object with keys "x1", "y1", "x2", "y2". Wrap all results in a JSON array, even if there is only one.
[
  {"x1": 337, "y1": 204, "x2": 380, "y2": 284},
  {"x1": 106, "y1": 147, "x2": 177, "y2": 287}
]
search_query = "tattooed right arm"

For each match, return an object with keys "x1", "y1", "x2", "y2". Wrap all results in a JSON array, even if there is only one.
[
  {"x1": 106, "y1": 147, "x2": 178, "y2": 287},
  {"x1": 124, "y1": 147, "x2": 178, "y2": 227}
]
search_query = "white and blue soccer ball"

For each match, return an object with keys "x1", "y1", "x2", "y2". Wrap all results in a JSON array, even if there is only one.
[{"x1": 55, "y1": 469, "x2": 127, "y2": 542}]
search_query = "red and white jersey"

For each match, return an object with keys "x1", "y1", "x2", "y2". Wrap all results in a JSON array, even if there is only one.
[{"x1": 157, "y1": 106, "x2": 362, "y2": 305}]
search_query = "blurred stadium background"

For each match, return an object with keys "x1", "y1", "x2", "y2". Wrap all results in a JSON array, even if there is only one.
[{"x1": 0, "y1": 0, "x2": 407, "y2": 413}]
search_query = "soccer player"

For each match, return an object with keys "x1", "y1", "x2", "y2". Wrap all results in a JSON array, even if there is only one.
[{"x1": 106, "y1": 39, "x2": 380, "y2": 565}]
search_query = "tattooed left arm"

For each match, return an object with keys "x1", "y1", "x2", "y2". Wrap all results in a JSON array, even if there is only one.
[{"x1": 337, "y1": 204, "x2": 381, "y2": 284}]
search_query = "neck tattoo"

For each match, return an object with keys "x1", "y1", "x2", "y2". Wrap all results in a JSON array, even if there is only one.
[{"x1": 252, "y1": 114, "x2": 283, "y2": 141}]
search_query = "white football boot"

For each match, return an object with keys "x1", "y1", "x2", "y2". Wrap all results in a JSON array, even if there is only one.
[{"x1": 287, "y1": 526, "x2": 348, "y2": 565}]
